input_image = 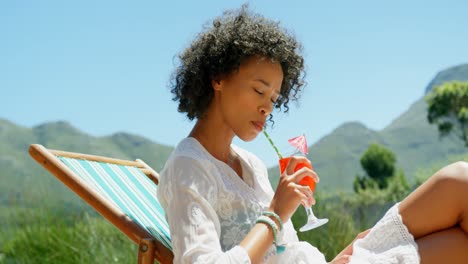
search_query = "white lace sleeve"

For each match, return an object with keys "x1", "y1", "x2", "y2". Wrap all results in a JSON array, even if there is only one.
[{"x1": 158, "y1": 155, "x2": 251, "y2": 264}]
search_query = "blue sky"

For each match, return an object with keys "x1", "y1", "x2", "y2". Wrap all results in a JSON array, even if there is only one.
[{"x1": 1, "y1": 0, "x2": 467, "y2": 167}]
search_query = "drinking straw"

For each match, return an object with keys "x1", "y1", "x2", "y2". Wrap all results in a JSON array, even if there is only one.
[{"x1": 263, "y1": 130, "x2": 283, "y2": 159}]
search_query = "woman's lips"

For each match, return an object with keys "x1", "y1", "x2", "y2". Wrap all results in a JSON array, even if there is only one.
[{"x1": 252, "y1": 121, "x2": 264, "y2": 132}]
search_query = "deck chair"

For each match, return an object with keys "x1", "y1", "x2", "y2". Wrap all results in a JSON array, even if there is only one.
[{"x1": 29, "y1": 144, "x2": 174, "y2": 264}]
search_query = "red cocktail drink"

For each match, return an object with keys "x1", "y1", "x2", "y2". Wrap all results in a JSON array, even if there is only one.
[{"x1": 279, "y1": 156, "x2": 316, "y2": 191}]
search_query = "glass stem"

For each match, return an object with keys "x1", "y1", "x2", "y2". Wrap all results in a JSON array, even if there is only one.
[{"x1": 305, "y1": 206, "x2": 316, "y2": 219}]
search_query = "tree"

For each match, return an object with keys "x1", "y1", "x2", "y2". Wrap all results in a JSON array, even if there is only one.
[
  {"x1": 361, "y1": 143, "x2": 396, "y2": 188},
  {"x1": 353, "y1": 143, "x2": 397, "y2": 192},
  {"x1": 385, "y1": 169, "x2": 410, "y2": 200},
  {"x1": 353, "y1": 173, "x2": 377, "y2": 192},
  {"x1": 426, "y1": 81, "x2": 468, "y2": 146}
]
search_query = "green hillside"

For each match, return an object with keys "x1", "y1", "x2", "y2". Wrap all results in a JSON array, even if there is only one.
[
  {"x1": 269, "y1": 64, "x2": 468, "y2": 191},
  {"x1": 301, "y1": 122, "x2": 383, "y2": 190},
  {"x1": 381, "y1": 98, "x2": 464, "y2": 177},
  {"x1": 0, "y1": 119, "x2": 173, "y2": 210}
]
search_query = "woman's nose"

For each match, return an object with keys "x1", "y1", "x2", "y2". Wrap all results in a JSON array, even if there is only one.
[{"x1": 259, "y1": 102, "x2": 273, "y2": 116}]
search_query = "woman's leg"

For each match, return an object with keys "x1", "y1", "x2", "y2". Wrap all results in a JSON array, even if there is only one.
[
  {"x1": 417, "y1": 227, "x2": 468, "y2": 264},
  {"x1": 398, "y1": 161, "x2": 468, "y2": 260}
]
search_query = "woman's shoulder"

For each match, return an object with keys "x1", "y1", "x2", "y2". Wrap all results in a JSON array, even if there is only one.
[
  {"x1": 232, "y1": 144, "x2": 270, "y2": 184},
  {"x1": 160, "y1": 137, "x2": 217, "y2": 183},
  {"x1": 171, "y1": 137, "x2": 208, "y2": 160},
  {"x1": 232, "y1": 144, "x2": 267, "y2": 170},
  {"x1": 157, "y1": 138, "x2": 221, "y2": 210}
]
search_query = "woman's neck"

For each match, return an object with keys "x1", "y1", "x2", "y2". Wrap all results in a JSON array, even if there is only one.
[
  {"x1": 189, "y1": 118, "x2": 235, "y2": 163},
  {"x1": 189, "y1": 120, "x2": 243, "y2": 179}
]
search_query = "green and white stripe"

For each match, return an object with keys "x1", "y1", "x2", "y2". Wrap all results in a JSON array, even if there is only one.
[{"x1": 58, "y1": 156, "x2": 172, "y2": 250}]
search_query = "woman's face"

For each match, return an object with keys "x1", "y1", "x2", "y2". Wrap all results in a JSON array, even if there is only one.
[{"x1": 212, "y1": 56, "x2": 283, "y2": 141}]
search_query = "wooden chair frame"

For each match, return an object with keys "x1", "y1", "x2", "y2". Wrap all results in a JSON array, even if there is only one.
[{"x1": 29, "y1": 144, "x2": 174, "y2": 264}]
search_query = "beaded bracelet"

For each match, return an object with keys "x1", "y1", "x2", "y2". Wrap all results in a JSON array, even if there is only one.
[
  {"x1": 262, "y1": 211, "x2": 283, "y2": 231},
  {"x1": 256, "y1": 215, "x2": 278, "y2": 242},
  {"x1": 256, "y1": 216, "x2": 285, "y2": 254}
]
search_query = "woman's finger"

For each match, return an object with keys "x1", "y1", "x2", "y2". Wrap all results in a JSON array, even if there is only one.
[
  {"x1": 293, "y1": 185, "x2": 309, "y2": 201},
  {"x1": 285, "y1": 156, "x2": 312, "y2": 175},
  {"x1": 300, "y1": 185, "x2": 315, "y2": 206},
  {"x1": 292, "y1": 184, "x2": 315, "y2": 207},
  {"x1": 289, "y1": 166, "x2": 320, "y2": 185}
]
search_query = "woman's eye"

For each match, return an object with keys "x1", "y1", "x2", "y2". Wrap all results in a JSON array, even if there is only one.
[
  {"x1": 254, "y1": 89, "x2": 263, "y2": 95},
  {"x1": 271, "y1": 96, "x2": 279, "y2": 104}
]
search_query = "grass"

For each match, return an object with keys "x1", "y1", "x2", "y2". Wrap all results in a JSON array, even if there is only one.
[
  {"x1": 1, "y1": 185, "x2": 412, "y2": 264},
  {"x1": 1, "y1": 206, "x2": 137, "y2": 264}
]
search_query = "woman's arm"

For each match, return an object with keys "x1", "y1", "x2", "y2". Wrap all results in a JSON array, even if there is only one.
[
  {"x1": 242, "y1": 156, "x2": 321, "y2": 263},
  {"x1": 239, "y1": 221, "x2": 276, "y2": 264}
]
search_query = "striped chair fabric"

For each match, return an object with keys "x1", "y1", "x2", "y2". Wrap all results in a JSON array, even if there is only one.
[{"x1": 57, "y1": 156, "x2": 172, "y2": 251}]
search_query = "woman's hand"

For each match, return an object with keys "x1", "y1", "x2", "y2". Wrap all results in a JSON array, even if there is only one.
[
  {"x1": 332, "y1": 229, "x2": 371, "y2": 262},
  {"x1": 268, "y1": 156, "x2": 319, "y2": 222}
]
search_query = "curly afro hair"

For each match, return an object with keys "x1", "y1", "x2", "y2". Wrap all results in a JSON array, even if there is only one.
[{"x1": 170, "y1": 5, "x2": 306, "y2": 123}]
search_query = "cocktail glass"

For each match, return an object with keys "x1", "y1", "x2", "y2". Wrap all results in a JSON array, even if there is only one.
[{"x1": 279, "y1": 156, "x2": 328, "y2": 231}]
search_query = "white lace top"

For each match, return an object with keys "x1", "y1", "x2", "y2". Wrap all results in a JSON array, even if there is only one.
[{"x1": 157, "y1": 137, "x2": 420, "y2": 264}]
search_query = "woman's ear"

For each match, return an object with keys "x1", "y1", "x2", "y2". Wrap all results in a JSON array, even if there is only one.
[{"x1": 212, "y1": 78, "x2": 223, "y2": 91}]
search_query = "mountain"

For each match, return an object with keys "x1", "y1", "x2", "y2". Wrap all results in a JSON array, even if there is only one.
[
  {"x1": 0, "y1": 119, "x2": 173, "y2": 209},
  {"x1": 269, "y1": 64, "x2": 468, "y2": 191},
  {"x1": 1, "y1": 64, "x2": 468, "y2": 208},
  {"x1": 424, "y1": 64, "x2": 468, "y2": 94}
]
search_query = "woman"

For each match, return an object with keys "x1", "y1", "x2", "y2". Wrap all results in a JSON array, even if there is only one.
[{"x1": 157, "y1": 5, "x2": 468, "y2": 264}]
